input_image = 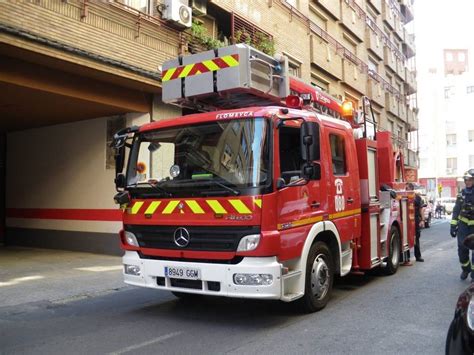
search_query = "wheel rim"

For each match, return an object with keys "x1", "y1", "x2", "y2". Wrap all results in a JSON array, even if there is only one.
[
  {"x1": 391, "y1": 232, "x2": 400, "y2": 266},
  {"x1": 311, "y1": 254, "x2": 330, "y2": 300}
]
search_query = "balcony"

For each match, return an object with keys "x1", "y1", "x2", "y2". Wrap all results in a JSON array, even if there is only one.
[
  {"x1": 400, "y1": 0, "x2": 414, "y2": 24},
  {"x1": 384, "y1": 46, "x2": 397, "y2": 72},
  {"x1": 309, "y1": 35, "x2": 344, "y2": 80},
  {"x1": 403, "y1": 29, "x2": 416, "y2": 58},
  {"x1": 406, "y1": 148, "x2": 418, "y2": 169},
  {"x1": 342, "y1": 58, "x2": 367, "y2": 94},
  {"x1": 405, "y1": 69, "x2": 417, "y2": 95},
  {"x1": 367, "y1": 75, "x2": 385, "y2": 107},
  {"x1": 396, "y1": 57, "x2": 405, "y2": 80},
  {"x1": 314, "y1": 0, "x2": 341, "y2": 20},
  {"x1": 382, "y1": 0, "x2": 395, "y2": 29},
  {"x1": 365, "y1": 27, "x2": 384, "y2": 60},
  {"x1": 340, "y1": 0, "x2": 365, "y2": 41},
  {"x1": 386, "y1": 92, "x2": 399, "y2": 116},
  {"x1": 367, "y1": 0, "x2": 382, "y2": 14},
  {"x1": 0, "y1": 1, "x2": 181, "y2": 85},
  {"x1": 393, "y1": 16, "x2": 404, "y2": 41},
  {"x1": 399, "y1": 101, "x2": 407, "y2": 121},
  {"x1": 407, "y1": 108, "x2": 418, "y2": 132}
]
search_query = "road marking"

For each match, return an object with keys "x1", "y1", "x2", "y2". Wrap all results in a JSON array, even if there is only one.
[
  {"x1": 75, "y1": 266, "x2": 123, "y2": 272},
  {"x1": 0, "y1": 275, "x2": 44, "y2": 287},
  {"x1": 108, "y1": 331, "x2": 182, "y2": 355}
]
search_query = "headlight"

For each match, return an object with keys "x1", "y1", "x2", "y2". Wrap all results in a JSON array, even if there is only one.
[
  {"x1": 233, "y1": 273, "x2": 273, "y2": 286},
  {"x1": 237, "y1": 234, "x2": 261, "y2": 252},
  {"x1": 468, "y1": 299, "x2": 474, "y2": 330},
  {"x1": 124, "y1": 231, "x2": 139, "y2": 247}
]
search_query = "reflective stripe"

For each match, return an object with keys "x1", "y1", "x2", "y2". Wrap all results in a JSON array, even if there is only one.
[
  {"x1": 459, "y1": 216, "x2": 474, "y2": 226},
  {"x1": 178, "y1": 64, "x2": 194, "y2": 78},
  {"x1": 162, "y1": 201, "x2": 180, "y2": 214},
  {"x1": 144, "y1": 201, "x2": 161, "y2": 215},
  {"x1": 185, "y1": 200, "x2": 205, "y2": 214},
  {"x1": 229, "y1": 199, "x2": 252, "y2": 214},
  {"x1": 206, "y1": 200, "x2": 227, "y2": 214},
  {"x1": 451, "y1": 219, "x2": 458, "y2": 225},
  {"x1": 462, "y1": 260, "x2": 471, "y2": 267},
  {"x1": 202, "y1": 59, "x2": 220, "y2": 71},
  {"x1": 130, "y1": 201, "x2": 144, "y2": 215},
  {"x1": 221, "y1": 55, "x2": 239, "y2": 67},
  {"x1": 254, "y1": 199, "x2": 262, "y2": 208}
]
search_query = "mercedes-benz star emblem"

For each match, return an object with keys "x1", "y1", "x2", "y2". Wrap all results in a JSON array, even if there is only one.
[{"x1": 173, "y1": 227, "x2": 190, "y2": 248}]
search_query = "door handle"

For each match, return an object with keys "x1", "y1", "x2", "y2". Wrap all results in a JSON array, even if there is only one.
[
  {"x1": 311, "y1": 201, "x2": 320, "y2": 208},
  {"x1": 347, "y1": 198, "x2": 354, "y2": 204}
]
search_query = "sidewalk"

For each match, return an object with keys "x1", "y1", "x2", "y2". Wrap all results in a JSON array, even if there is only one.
[{"x1": 0, "y1": 246, "x2": 127, "y2": 308}]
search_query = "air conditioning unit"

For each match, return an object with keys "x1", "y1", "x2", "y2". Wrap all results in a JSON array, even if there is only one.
[
  {"x1": 162, "y1": 0, "x2": 192, "y2": 28},
  {"x1": 189, "y1": 0, "x2": 207, "y2": 16}
]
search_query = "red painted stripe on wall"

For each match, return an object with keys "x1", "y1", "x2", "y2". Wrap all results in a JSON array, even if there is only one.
[{"x1": 6, "y1": 208, "x2": 122, "y2": 221}]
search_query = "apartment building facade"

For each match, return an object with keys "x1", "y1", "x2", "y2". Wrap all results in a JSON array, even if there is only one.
[
  {"x1": 0, "y1": 0, "x2": 418, "y2": 254},
  {"x1": 418, "y1": 49, "x2": 474, "y2": 199}
]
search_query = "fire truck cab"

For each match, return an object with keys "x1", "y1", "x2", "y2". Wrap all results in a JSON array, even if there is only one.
[{"x1": 113, "y1": 44, "x2": 415, "y2": 313}]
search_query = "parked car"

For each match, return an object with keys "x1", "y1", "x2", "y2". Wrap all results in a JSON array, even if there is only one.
[
  {"x1": 439, "y1": 197, "x2": 457, "y2": 215},
  {"x1": 446, "y1": 234, "x2": 474, "y2": 354}
]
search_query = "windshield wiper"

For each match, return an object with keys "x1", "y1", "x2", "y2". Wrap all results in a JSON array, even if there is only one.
[
  {"x1": 130, "y1": 182, "x2": 172, "y2": 197},
  {"x1": 198, "y1": 179, "x2": 240, "y2": 196}
]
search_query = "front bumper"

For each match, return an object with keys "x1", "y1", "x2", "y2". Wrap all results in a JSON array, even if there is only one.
[{"x1": 122, "y1": 251, "x2": 283, "y2": 300}]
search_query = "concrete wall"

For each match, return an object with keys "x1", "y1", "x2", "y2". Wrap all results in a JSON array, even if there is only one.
[{"x1": 5, "y1": 112, "x2": 149, "y2": 254}]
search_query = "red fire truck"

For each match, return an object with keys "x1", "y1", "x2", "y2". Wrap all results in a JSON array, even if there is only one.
[{"x1": 112, "y1": 44, "x2": 415, "y2": 312}]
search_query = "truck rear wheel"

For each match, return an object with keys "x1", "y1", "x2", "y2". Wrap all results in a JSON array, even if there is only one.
[
  {"x1": 382, "y1": 226, "x2": 400, "y2": 275},
  {"x1": 298, "y1": 241, "x2": 334, "y2": 313}
]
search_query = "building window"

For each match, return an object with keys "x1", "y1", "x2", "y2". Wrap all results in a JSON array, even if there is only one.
[
  {"x1": 467, "y1": 86, "x2": 474, "y2": 94},
  {"x1": 284, "y1": 52, "x2": 302, "y2": 78},
  {"x1": 329, "y1": 134, "x2": 347, "y2": 175},
  {"x1": 446, "y1": 52, "x2": 453, "y2": 61},
  {"x1": 106, "y1": 116, "x2": 126, "y2": 170},
  {"x1": 311, "y1": 73, "x2": 329, "y2": 92},
  {"x1": 446, "y1": 134, "x2": 457, "y2": 146},
  {"x1": 446, "y1": 157, "x2": 457, "y2": 174},
  {"x1": 286, "y1": 0, "x2": 299, "y2": 9},
  {"x1": 459, "y1": 52, "x2": 466, "y2": 62},
  {"x1": 444, "y1": 86, "x2": 454, "y2": 99},
  {"x1": 125, "y1": 0, "x2": 151, "y2": 13},
  {"x1": 469, "y1": 130, "x2": 474, "y2": 142},
  {"x1": 368, "y1": 57, "x2": 378, "y2": 77}
]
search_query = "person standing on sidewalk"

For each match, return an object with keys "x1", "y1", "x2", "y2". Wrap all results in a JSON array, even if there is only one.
[
  {"x1": 403, "y1": 183, "x2": 425, "y2": 265},
  {"x1": 451, "y1": 169, "x2": 474, "y2": 281}
]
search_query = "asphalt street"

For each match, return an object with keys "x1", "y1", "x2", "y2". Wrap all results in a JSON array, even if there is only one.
[{"x1": 0, "y1": 218, "x2": 467, "y2": 355}]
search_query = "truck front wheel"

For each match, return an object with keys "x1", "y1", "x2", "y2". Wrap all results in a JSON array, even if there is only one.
[{"x1": 298, "y1": 241, "x2": 334, "y2": 313}]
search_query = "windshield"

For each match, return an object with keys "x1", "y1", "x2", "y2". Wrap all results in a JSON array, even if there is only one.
[{"x1": 126, "y1": 118, "x2": 270, "y2": 197}]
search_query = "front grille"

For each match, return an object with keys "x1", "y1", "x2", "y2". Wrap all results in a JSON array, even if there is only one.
[
  {"x1": 126, "y1": 225, "x2": 260, "y2": 252},
  {"x1": 170, "y1": 278, "x2": 203, "y2": 289}
]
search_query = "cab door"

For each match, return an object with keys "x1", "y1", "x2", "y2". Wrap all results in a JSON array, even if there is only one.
[
  {"x1": 325, "y1": 127, "x2": 359, "y2": 243},
  {"x1": 275, "y1": 118, "x2": 326, "y2": 261}
]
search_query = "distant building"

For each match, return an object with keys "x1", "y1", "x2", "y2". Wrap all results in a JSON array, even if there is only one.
[{"x1": 418, "y1": 48, "x2": 474, "y2": 199}]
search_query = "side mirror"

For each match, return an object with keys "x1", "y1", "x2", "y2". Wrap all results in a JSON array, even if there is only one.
[
  {"x1": 115, "y1": 173, "x2": 126, "y2": 190},
  {"x1": 114, "y1": 191, "x2": 131, "y2": 205},
  {"x1": 463, "y1": 234, "x2": 474, "y2": 250},
  {"x1": 115, "y1": 145, "x2": 125, "y2": 175},
  {"x1": 302, "y1": 162, "x2": 321, "y2": 180},
  {"x1": 300, "y1": 121, "x2": 320, "y2": 161},
  {"x1": 276, "y1": 177, "x2": 286, "y2": 190}
]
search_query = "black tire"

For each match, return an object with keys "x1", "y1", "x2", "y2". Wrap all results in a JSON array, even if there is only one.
[
  {"x1": 298, "y1": 241, "x2": 334, "y2": 313},
  {"x1": 382, "y1": 226, "x2": 400, "y2": 275},
  {"x1": 425, "y1": 214, "x2": 431, "y2": 228}
]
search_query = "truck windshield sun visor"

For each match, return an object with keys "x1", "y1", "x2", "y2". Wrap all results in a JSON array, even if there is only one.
[{"x1": 125, "y1": 118, "x2": 270, "y2": 197}]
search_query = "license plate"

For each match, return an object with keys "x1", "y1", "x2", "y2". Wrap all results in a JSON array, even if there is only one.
[{"x1": 164, "y1": 266, "x2": 201, "y2": 280}]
